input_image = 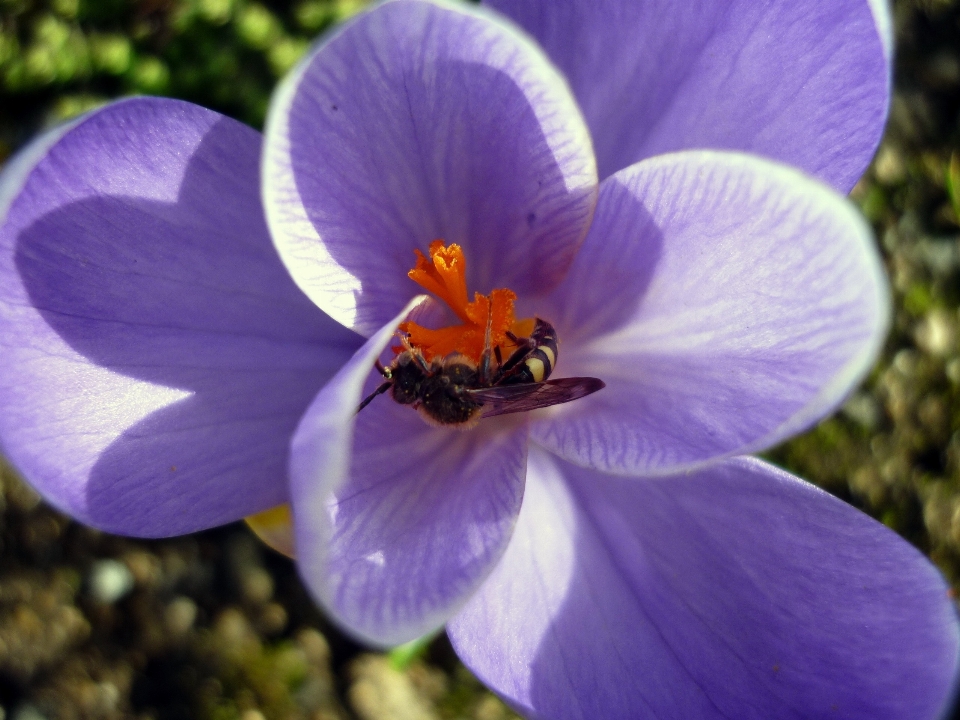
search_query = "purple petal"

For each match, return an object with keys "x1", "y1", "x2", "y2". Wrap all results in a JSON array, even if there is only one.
[
  {"x1": 263, "y1": 0, "x2": 597, "y2": 336},
  {"x1": 487, "y1": 0, "x2": 891, "y2": 190},
  {"x1": 0, "y1": 98, "x2": 361, "y2": 536},
  {"x1": 291, "y1": 299, "x2": 528, "y2": 646},
  {"x1": 531, "y1": 151, "x2": 888, "y2": 476},
  {"x1": 450, "y1": 452, "x2": 959, "y2": 720}
]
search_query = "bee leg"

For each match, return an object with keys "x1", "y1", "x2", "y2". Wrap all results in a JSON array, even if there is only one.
[
  {"x1": 497, "y1": 339, "x2": 535, "y2": 380},
  {"x1": 374, "y1": 359, "x2": 392, "y2": 378},
  {"x1": 479, "y1": 350, "x2": 492, "y2": 386},
  {"x1": 487, "y1": 345, "x2": 506, "y2": 384},
  {"x1": 478, "y1": 299, "x2": 496, "y2": 385},
  {"x1": 398, "y1": 334, "x2": 431, "y2": 373},
  {"x1": 357, "y1": 380, "x2": 393, "y2": 414}
]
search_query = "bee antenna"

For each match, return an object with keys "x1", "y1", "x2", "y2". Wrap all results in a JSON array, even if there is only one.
[
  {"x1": 484, "y1": 301, "x2": 494, "y2": 348},
  {"x1": 479, "y1": 300, "x2": 495, "y2": 385},
  {"x1": 357, "y1": 380, "x2": 393, "y2": 414}
]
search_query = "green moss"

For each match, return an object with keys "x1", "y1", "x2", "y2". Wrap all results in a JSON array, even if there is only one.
[
  {"x1": 129, "y1": 55, "x2": 170, "y2": 94},
  {"x1": 904, "y1": 282, "x2": 934, "y2": 316},
  {"x1": 860, "y1": 184, "x2": 888, "y2": 222},
  {"x1": 388, "y1": 632, "x2": 436, "y2": 671},
  {"x1": 0, "y1": 29, "x2": 19, "y2": 68},
  {"x1": 50, "y1": 93, "x2": 109, "y2": 120},
  {"x1": 77, "y1": 0, "x2": 127, "y2": 24},
  {"x1": 199, "y1": 0, "x2": 235, "y2": 25},
  {"x1": 235, "y1": 3, "x2": 283, "y2": 51},
  {"x1": 51, "y1": 0, "x2": 78, "y2": 18},
  {"x1": 294, "y1": 0, "x2": 335, "y2": 32},
  {"x1": 268, "y1": 37, "x2": 309, "y2": 77},
  {"x1": 89, "y1": 33, "x2": 132, "y2": 75},
  {"x1": 946, "y1": 153, "x2": 960, "y2": 224}
]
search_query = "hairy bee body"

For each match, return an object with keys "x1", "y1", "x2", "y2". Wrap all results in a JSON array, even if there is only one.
[{"x1": 389, "y1": 351, "x2": 483, "y2": 426}]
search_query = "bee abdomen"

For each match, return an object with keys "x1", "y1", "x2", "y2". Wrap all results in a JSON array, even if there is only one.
[
  {"x1": 513, "y1": 346, "x2": 555, "y2": 383},
  {"x1": 502, "y1": 319, "x2": 558, "y2": 385}
]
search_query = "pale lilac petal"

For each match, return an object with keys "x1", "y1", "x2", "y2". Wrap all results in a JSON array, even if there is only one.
[
  {"x1": 291, "y1": 299, "x2": 527, "y2": 646},
  {"x1": 263, "y1": 0, "x2": 597, "y2": 336},
  {"x1": 450, "y1": 453, "x2": 959, "y2": 720},
  {"x1": 531, "y1": 152, "x2": 888, "y2": 476},
  {"x1": 0, "y1": 98, "x2": 361, "y2": 536},
  {"x1": 487, "y1": 0, "x2": 890, "y2": 190}
]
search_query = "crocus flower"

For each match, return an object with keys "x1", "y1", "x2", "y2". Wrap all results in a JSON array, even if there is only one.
[{"x1": 0, "y1": 0, "x2": 956, "y2": 718}]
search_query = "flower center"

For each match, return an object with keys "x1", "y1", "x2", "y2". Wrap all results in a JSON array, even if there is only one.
[{"x1": 400, "y1": 240, "x2": 534, "y2": 363}]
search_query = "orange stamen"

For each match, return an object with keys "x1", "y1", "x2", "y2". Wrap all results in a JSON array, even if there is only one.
[
  {"x1": 407, "y1": 240, "x2": 471, "y2": 323},
  {"x1": 401, "y1": 241, "x2": 529, "y2": 364}
]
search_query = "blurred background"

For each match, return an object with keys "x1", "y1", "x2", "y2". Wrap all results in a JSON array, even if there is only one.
[{"x1": 0, "y1": 0, "x2": 959, "y2": 717}]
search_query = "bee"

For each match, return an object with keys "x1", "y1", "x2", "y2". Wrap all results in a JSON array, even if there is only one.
[{"x1": 357, "y1": 317, "x2": 604, "y2": 426}]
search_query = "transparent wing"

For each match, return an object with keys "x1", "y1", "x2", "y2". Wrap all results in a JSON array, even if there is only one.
[{"x1": 469, "y1": 377, "x2": 605, "y2": 418}]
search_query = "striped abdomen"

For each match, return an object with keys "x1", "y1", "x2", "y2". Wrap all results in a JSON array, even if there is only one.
[{"x1": 501, "y1": 318, "x2": 558, "y2": 385}]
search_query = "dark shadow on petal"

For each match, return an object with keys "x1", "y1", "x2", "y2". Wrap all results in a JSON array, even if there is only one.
[
  {"x1": 290, "y1": 59, "x2": 593, "y2": 332},
  {"x1": 535, "y1": 178, "x2": 663, "y2": 359},
  {"x1": 14, "y1": 117, "x2": 362, "y2": 536}
]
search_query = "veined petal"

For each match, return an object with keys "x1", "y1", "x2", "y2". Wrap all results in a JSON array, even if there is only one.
[
  {"x1": 532, "y1": 151, "x2": 888, "y2": 476},
  {"x1": 449, "y1": 453, "x2": 959, "y2": 720},
  {"x1": 0, "y1": 98, "x2": 361, "y2": 536},
  {"x1": 290, "y1": 300, "x2": 528, "y2": 647},
  {"x1": 487, "y1": 0, "x2": 891, "y2": 190},
  {"x1": 263, "y1": 0, "x2": 597, "y2": 337}
]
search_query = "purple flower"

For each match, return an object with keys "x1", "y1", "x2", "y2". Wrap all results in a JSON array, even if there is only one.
[{"x1": 0, "y1": 0, "x2": 957, "y2": 718}]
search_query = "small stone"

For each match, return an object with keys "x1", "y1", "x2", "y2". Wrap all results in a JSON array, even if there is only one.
[
  {"x1": 82, "y1": 681, "x2": 121, "y2": 715},
  {"x1": 916, "y1": 308, "x2": 956, "y2": 357},
  {"x1": 240, "y1": 567, "x2": 274, "y2": 604},
  {"x1": 88, "y1": 559, "x2": 135, "y2": 604},
  {"x1": 474, "y1": 695, "x2": 509, "y2": 720},
  {"x1": 946, "y1": 358, "x2": 960, "y2": 384},
  {"x1": 257, "y1": 602, "x2": 287, "y2": 635},
  {"x1": 893, "y1": 349, "x2": 919, "y2": 376},
  {"x1": 927, "y1": 50, "x2": 960, "y2": 87},
  {"x1": 1, "y1": 467, "x2": 42, "y2": 513},
  {"x1": 915, "y1": 239, "x2": 960, "y2": 277},
  {"x1": 882, "y1": 227, "x2": 899, "y2": 252},
  {"x1": 164, "y1": 596, "x2": 198, "y2": 636},
  {"x1": 348, "y1": 654, "x2": 438, "y2": 720},
  {"x1": 841, "y1": 392, "x2": 881, "y2": 430},
  {"x1": 122, "y1": 550, "x2": 162, "y2": 587},
  {"x1": 874, "y1": 144, "x2": 906, "y2": 185},
  {"x1": 11, "y1": 705, "x2": 47, "y2": 720},
  {"x1": 296, "y1": 628, "x2": 331, "y2": 666},
  {"x1": 213, "y1": 607, "x2": 257, "y2": 652},
  {"x1": 406, "y1": 663, "x2": 447, "y2": 702}
]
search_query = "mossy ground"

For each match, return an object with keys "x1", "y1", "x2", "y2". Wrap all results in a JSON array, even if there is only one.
[{"x1": 1, "y1": 0, "x2": 959, "y2": 718}]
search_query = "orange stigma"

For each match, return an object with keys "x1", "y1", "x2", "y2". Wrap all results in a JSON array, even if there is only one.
[{"x1": 401, "y1": 240, "x2": 533, "y2": 363}]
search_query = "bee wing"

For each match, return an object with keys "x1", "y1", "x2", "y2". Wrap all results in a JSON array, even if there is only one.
[{"x1": 469, "y1": 377, "x2": 605, "y2": 418}]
